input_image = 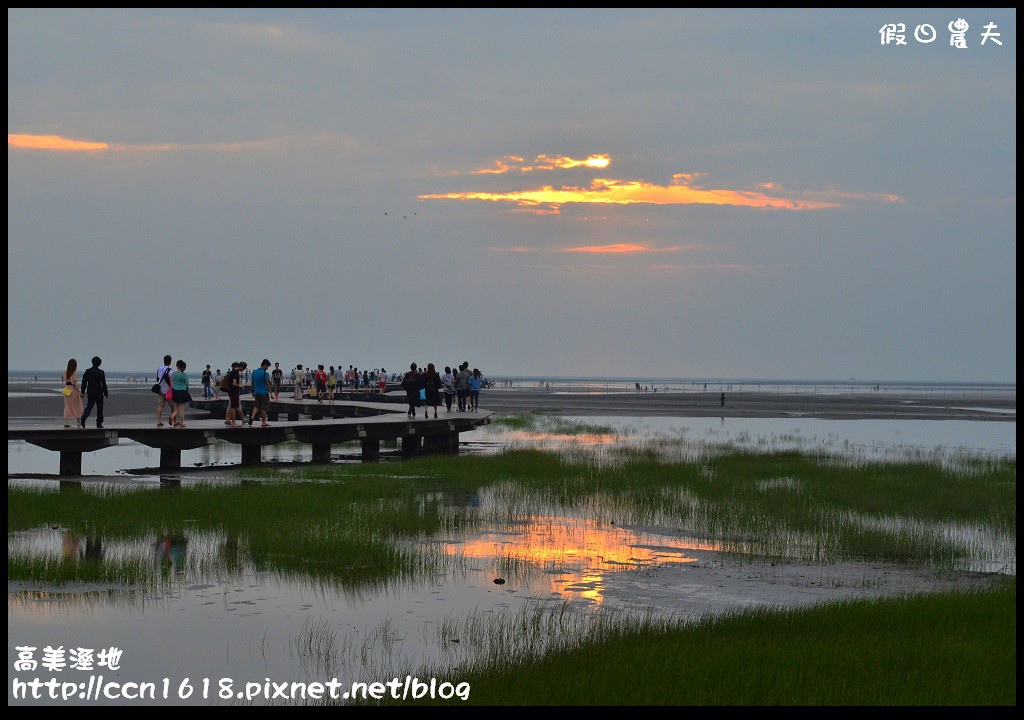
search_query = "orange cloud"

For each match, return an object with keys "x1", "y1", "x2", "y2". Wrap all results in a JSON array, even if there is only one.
[
  {"x1": 8, "y1": 134, "x2": 109, "y2": 151},
  {"x1": 420, "y1": 170, "x2": 891, "y2": 213},
  {"x1": 471, "y1": 153, "x2": 611, "y2": 175},
  {"x1": 7, "y1": 132, "x2": 296, "y2": 154}
]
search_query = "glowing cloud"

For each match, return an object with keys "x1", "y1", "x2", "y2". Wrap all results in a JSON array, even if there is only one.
[
  {"x1": 8, "y1": 134, "x2": 109, "y2": 151},
  {"x1": 471, "y1": 153, "x2": 611, "y2": 175},
  {"x1": 424, "y1": 156, "x2": 903, "y2": 213},
  {"x1": 7, "y1": 132, "x2": 326, "y2": 155}
]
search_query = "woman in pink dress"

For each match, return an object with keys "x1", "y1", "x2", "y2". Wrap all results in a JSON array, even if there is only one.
[{"x1": 62, "y1": 358, "x2": 85, "y2": 428}]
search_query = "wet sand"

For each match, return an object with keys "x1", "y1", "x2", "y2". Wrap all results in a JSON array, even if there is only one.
[{"x1": 7, "y1": 385, "x2": 1016, "y2": 423}]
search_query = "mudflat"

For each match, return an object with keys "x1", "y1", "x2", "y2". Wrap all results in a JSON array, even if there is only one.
[{"x1": 8, "y1": 385, "x2": 1015, "y2": 423}]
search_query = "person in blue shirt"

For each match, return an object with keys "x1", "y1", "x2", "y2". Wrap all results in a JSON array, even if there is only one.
[
  {"x1": 249, "y1": 359, "x2": 273, "y2": 427},
  {"x1": 468, "y1": 368, "x2": 484, "y2": 411}
]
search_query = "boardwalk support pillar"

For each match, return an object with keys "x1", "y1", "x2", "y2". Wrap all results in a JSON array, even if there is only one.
[
  {"x1": 311, "y1": 442, "x2": 332, "y2": 463},
  {"x1": 240, "y1": 444, "x2": 263, "y2": 466},
  {"x1": 360, "y1": 439, "x2": 380, "y2": 462}
]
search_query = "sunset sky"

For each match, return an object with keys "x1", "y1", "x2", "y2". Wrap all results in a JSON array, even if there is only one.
[{"x1": 7, "y1": 9, "x2": 1016, "y2": 381}]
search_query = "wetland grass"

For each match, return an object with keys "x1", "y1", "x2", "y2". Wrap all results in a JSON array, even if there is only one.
[
  {"x1": 9, "y1": 446, "x2": 1014, "y2": 583},
  {"x1": 8, "y1": 440, "x2": 1016, "y2": 705},
  {"x1": 390, "y1": 579, "x2": 1016, "y2": 706}
]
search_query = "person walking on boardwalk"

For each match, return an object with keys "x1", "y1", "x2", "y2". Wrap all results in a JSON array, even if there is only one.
[
  {"x1": 249, "y1": 359, "x2": 273, "y2": 427},
  {"x1": 214, "y1": 368, "x2": 223, "y2": 399},
  {"x1": 314, "y1": 365, "x2": 328, "y2": 402},
  {"x1": 455, "y1": 362, "x2": 471, "y2": 412},
  {"x1": 402, "y1": 362, "x2": 424, "y2": 418},
  {"x1": 62, "y1": 358, "x2": 85, "y2": 428},
  {"x1": 327, "y1": 366, "x2": 337, "y2": 403},
  {"x1": 169, "y1": 359, "x2": 192, "y2": 428},
  {"x1": 79, "y1": 356, "x2": 109, "y2": 428},
  {"x1": 155, "y1": 354, "x2": 173, "y2": 427},
  {"x1": 293, "y1": 364, "x2": 305, "y2": 401},
  {"x1": 423, "y1": 363, "x2": 442, "y2": 418},
  {"x1": 201, "y1": 365, "x2": 214, "y2": 399},
  {"x1": 236, "y1": 361, "x2": 250, "y2": 422},
  {"x1": 271, "y1": 362, "x2": 284, "y2": 400},
  {"x1": 224, "y1": 362, "x2": 243, "y2": 426},
  {"x1": 469, "y1": 368, "x2": 484, "y2": 411},
  {"x1": 441, "y1": 366, "x2": 456, "y2": 412}
]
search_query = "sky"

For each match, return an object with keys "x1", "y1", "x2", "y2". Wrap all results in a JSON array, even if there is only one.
[{"x1": 7, "y1": 9, "x2": 1017, "y2": 382}]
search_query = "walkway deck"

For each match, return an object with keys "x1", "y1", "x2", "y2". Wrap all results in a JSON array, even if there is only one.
[{"x1": 8, "y1": 398, "x2": 491, "y2": 476}]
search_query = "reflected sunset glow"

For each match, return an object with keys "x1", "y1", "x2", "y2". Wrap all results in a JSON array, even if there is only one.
[{"x1": 442, "y1": 515, "x2": 717, "y2": 604}]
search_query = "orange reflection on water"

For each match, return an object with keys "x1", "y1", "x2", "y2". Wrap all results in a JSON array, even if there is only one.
[
  {"x1": 442, "y1": 515, "x2": 722, "y2": 604},
  {"x1": 495, "y1": 430, "x2": 619, "y2": 447}
]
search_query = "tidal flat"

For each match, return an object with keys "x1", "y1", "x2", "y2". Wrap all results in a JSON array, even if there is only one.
[{"x1": 8, "y1": 417, "x2": 1016, "y2": 705}]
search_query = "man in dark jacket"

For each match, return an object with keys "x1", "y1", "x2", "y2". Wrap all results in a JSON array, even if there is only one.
[
  {"x1": 80, "y1": 356, "x2": 109, "y2": 428},
  {"x1": 401, "y1": 362, "x2": 424, "y2": 418}
]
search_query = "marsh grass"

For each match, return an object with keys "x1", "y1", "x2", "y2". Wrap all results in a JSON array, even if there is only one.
[
  {"x1": 384, "y1": 579, "x2": 1016, "y2": 706},
  {"x1": 8, "y1": 437, "x2": 1016, "y2": 705},
  {"x1": 6, "y1": 555, "x2": 152, "y2": 586},
  {"x1": 9, "y1": 446, "x2": 1015, "y2": 586}
]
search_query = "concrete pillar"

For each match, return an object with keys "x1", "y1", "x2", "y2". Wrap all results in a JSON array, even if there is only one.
[
  {"x1": 401, "y1": 434, "x2": 421, "y2": 456},
  {"x1": 159, "y1": 446, "x2": 182, "y2": 471},
  {"x1": 58, "y1": 450, "x2": 84, "y2": 476},
  {"x1": 240, "y1": 444, "x2": 262, "y2": 465},
  {"x1": 360, "y1": 439, "x2": 380, "y2": 462},
  {"x1": 311, "y1": 442, "x2": 332, "y2": 463}
]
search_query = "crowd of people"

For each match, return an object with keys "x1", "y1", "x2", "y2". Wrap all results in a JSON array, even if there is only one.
[
  {"x1": 59, "y1": 354, "x2": 486, "y2": 428},
  {"x1": 401, "y1": 361, "x2": 484, "y2": 418}
]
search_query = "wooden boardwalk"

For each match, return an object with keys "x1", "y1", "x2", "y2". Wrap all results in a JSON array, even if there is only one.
[{"x1": 7, "y1": 397, "x2": 491, "y2": 476}]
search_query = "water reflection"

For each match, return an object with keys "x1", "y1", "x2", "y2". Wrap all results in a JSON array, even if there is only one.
[
  {"x1": 8, "y1": 414, "x2": 1016, "y2": 705},
  {"x1": 9, "y1": 509, "x2": 729, "y2": 706},
  {"x1": 61, "y1": 531, "x2": 105, "y2": 563},
  {"x1": 441, "y1": 515, "x2": 707, "y2": 604}
]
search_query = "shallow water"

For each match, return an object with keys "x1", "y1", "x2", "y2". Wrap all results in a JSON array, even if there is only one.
[
  {"x1": 8, "y1": 414, "x2": 1016, "y2": 479},
  {"x1": 8, "y1": 414, "x2": 1016, "y2": 706}
]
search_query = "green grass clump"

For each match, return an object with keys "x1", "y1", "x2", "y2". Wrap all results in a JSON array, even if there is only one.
[{"x1": 379, "y1": 580, "x2": 1016, "y2": 706}]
